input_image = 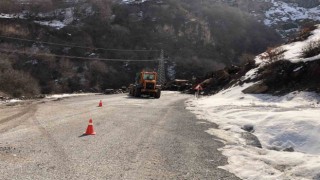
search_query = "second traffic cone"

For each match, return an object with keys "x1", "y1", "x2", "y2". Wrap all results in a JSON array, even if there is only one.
[
  {"x1": 98, "y1": 100, "x2": 102, "y2": 107},
  {"x1": 84, "y1": 119, "x2": 96, "y2": 135}
]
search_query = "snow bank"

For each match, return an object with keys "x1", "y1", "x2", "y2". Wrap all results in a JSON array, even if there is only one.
[
  {"x1": 187, "y1": 83, "x2": 320, "y2": 179},
  {"x1": 0, "y1": 99, "x2": 22, "y2": 105},
  {"x1": 45, "y1": 93, "x2": 96, "y2": 99}
]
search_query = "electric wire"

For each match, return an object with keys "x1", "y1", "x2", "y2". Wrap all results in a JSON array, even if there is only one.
[
  {"x1": 0, "y1": 48, "x2": 159, "y2": 62},
  {"x1": 0, "y1": 35, "x2": 159, "y2": 52}
]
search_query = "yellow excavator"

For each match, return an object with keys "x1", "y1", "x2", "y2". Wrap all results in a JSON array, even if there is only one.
[{"x1": 129, "y1": 71, "x2": 161, "y2": 98}]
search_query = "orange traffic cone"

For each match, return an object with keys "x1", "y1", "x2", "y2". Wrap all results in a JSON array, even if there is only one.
[
  {"x1": 84, "y1": 119, "x2": 96, "y2": 135},
  {"x1": 98, "y1": 100, "x2": 102, "y2": 107}
]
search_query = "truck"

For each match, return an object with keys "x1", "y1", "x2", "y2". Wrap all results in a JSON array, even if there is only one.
[{"x1": 128, "y1": 71, "x2": 161, "y2": 98}]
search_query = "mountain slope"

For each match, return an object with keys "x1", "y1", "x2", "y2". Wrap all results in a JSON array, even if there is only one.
[{"x1": 0, "y1": 0, "x2": 281, "y2": 97}]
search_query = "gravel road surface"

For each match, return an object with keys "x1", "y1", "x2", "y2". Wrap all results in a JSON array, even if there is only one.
[{"x1": 0, "y1": 92, "x2": 240, "y2": 180}]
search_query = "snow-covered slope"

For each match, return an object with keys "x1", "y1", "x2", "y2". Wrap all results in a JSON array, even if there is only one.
[
  {"x1": 187, "y1": 25, "x2": 320, "y2": 179},
  {"x1": 256, "y1": 24, "x2": 320, "y2": 64},
  {"x1": 264, "y1": 1, "x2": 320, "y2": 27},
  {"x1": 262, "y1": 1, "x2": 320, "y2": 37}
]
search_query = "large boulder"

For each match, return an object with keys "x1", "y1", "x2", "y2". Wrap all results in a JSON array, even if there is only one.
[
  {"x1": 242, "y1": 82, "x2": 269, "y2": 94},
  {"x1": 241, "y1": 132, "x2": 262, "y2": 148}
]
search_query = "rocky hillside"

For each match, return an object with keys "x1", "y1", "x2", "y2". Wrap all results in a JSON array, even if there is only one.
[
  {"x1": 198, "y1": 25, "x2": 320, "y2": 96},
  {"x1": 0, "y1": 0, "x2": 282, "y2": 97}
]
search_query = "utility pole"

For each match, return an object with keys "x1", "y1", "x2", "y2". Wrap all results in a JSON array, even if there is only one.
[{"x1": 157, "y1": 49, "x2": 166, "y2": 85}]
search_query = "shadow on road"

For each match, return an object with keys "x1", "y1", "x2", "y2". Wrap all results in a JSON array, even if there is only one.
[
  {"x1": 123, "y1": 96, "x2": 156, "y2": 100},
  {"x1": 78, "y1": 134, "x2": 93, "y2": 138}
]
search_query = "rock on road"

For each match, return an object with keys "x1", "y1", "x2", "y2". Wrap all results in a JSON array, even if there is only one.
[{"x1": 0, "y1": 92, "x2": 240, "y2": 180}]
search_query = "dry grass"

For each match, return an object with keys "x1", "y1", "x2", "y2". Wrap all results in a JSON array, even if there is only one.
[
  {"x1": 0, "y1": 23, "x2": 29, "y2": 37},
  {"x1": 302, "y1": 40, "x2": 320, "y2": 58},
  {"x1": 0, "y1": 70, "x2": 40, "y2": 97}
]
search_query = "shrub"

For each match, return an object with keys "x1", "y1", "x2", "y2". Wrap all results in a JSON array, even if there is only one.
[
  {"x1": 261, "y1": 47, "x2": 286, "y2": 63},
  {"x1": 0, "y1": 70, "x2": 40, "y2": 97},
  {"x1": 302, "y1": 40, "x2": 320, "y2": 58},
  {"x1": 0, "y1": 55, "x2": 12, "y2": 72},
  {"x1": 239, "y1": 53, "x2": 255, "y2": 65}
]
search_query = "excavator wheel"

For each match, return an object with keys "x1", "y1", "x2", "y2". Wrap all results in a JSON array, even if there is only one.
[
  {"x1": 154, "y1": 89, "x2": 161, "y2": 99},
  {"x1": 134, "y1": 87, "x2": 141, "y2": 97},
  {"x1": 129, "y1": 88, "x2": 133, "y2": 96}
]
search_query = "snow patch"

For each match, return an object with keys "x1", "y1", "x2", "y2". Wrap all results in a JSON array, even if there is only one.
[
  {"x1": 34, "y1": 7, "x2": 75, "y2": 29},
  {"x1": 293, "y1": 66, "x2": 303, "y2": 72},
  {"x1": 45, "y1": 93, "x2": 95, "y2": 99},
  {"x1": 0, "y1": 13, "x2": 25, "y2": 19},
  {"x1": 0, "y1": 99, "x2": 22, "y2": 105},
  {"x1": 121, "y1": 0, "x2": 148, "y2": 4},
  {"x1": 162, "y1": 91, "x2": 181, "y2": 95},
  {"x1": 0, "y1": 7, "x2": 77, "y2": 30},
  {"x1": 34, "y1": 20, "x2": 67, "y2": 29}
]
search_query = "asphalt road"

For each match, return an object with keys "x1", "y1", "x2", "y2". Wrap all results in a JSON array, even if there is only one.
[{"x1": 0, "y1": 92, "x2": 240, "y2": 180}]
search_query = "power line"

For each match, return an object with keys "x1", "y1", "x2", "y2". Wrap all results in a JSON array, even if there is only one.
[
  {"x1": 0, "y1": 35, "x2": 159, "y2": 52},
  {"x1": 0, "y1": 48, "x2": 159, "y2": 62}
]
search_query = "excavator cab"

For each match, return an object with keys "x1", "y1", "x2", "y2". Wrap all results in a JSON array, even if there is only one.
[{"x1": 143, "y1": 73, "x2": 155, "y2": 80}]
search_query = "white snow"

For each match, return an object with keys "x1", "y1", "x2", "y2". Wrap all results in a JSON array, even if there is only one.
[
  {"x1": 187, "y1": 84, "x2": 320, "y2": 179},
  {"x1": 162, "y1": 91, "x2": 180, "y2": 95},
  {"x1": 7, "y1": 99, "x2": 22, "y2": 103},
  {"x1": 264, "y1": 1, "x2": 320, "y2": 27},
  {"x1": 34, "y1": 7, "x2": 75, "y2": 29},
  {"x1": 0, "y1": 99, "x2": 22, "y2": 105},
  {"x1": 256, "y1": 25, "x2": 320, "y2": 64},
  {"x1": 0, "y1": 7, "x2": 76, "y2": 30},
  {"x1": 0, "y1": 13, "x2": 25, "y2": 19},
  {"x1": 34, "y1": 20, "x2": 67, "y2": 29},
  {"x1": 293, "y1": 66, "x2": 303, "y2": 72},
  {"x1": 45, "y1": 93, "x2": 96, "y2": 99},
  {"x1": 121, "y1": 0, "x2": 148, "y2": 4}
]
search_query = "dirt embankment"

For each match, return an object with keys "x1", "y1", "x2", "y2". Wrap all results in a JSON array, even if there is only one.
[{"x1": 193, "y1": 61, "x2": 256, "y2": 95}]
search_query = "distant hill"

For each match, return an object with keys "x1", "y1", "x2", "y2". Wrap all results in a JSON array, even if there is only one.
[{"x1": 205, "y1": 0, "x2": 320, "y2": 38}]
